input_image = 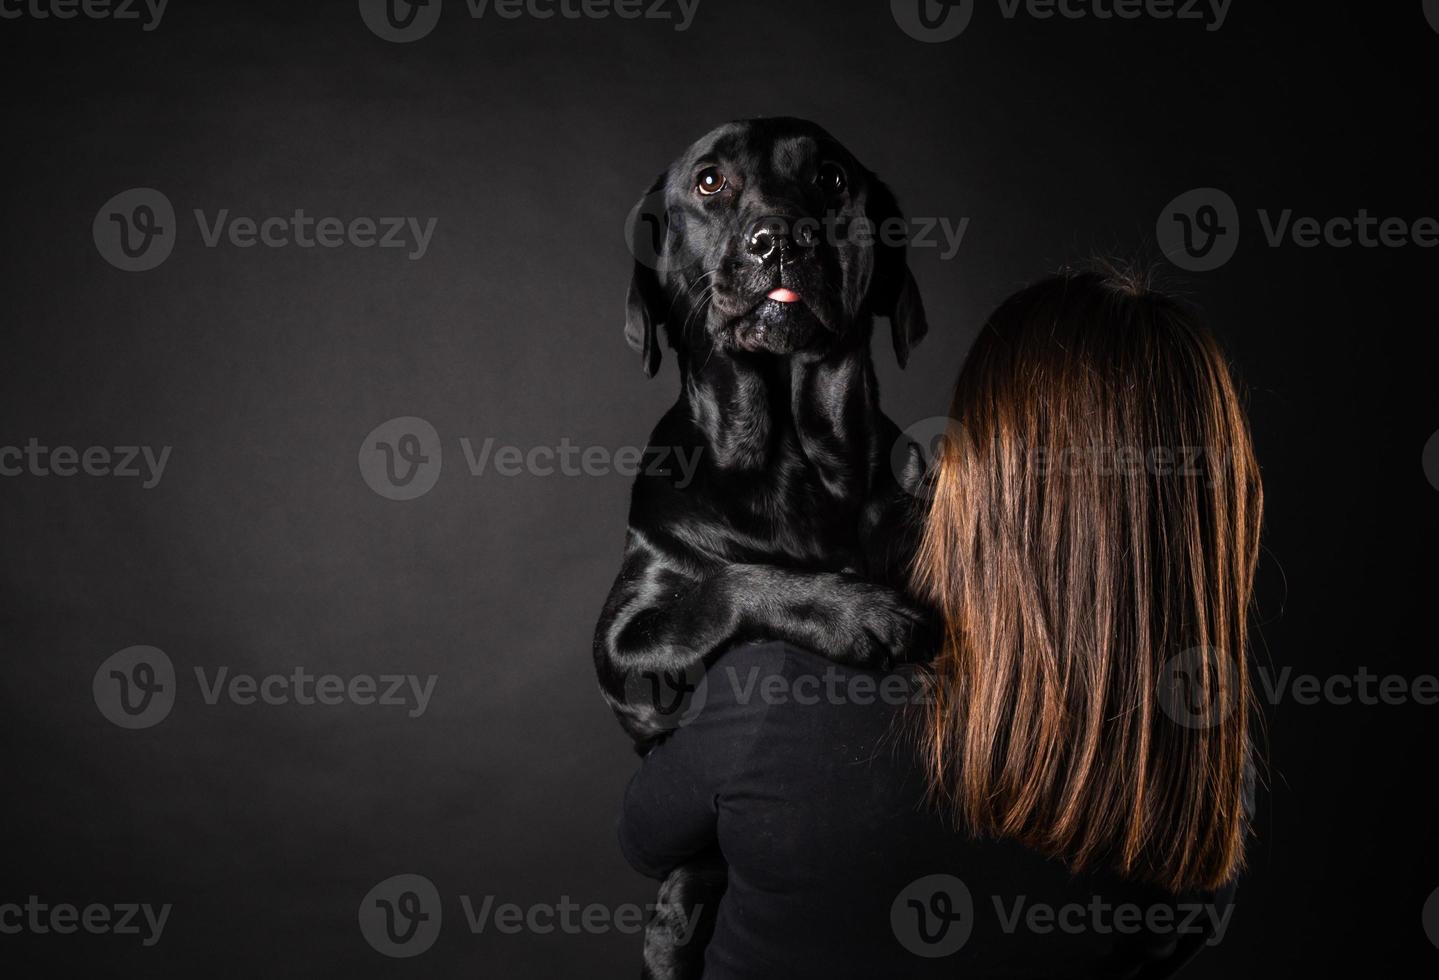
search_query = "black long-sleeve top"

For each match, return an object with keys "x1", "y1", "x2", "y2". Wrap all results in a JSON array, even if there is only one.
[{"x1": 619, "y1": 642, "x2": 1232, "y2": 979}]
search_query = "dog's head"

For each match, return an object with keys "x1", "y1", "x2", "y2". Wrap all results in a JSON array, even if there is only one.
[{"x1": 624, "y1": 118, "x2": 927, "y2": 376}]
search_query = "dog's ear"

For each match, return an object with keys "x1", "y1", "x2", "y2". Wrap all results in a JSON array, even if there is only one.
[
  {"x1": 864, "y1": 177, "x2": 929, "y2": 369},
  {"x1": 624, "y1": 173, "x2": 670, "y2": 378}
]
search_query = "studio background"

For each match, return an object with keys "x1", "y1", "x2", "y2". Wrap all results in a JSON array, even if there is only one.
[{"x1": 2, "y1": 0, "x2": 1436, "y2": 975}]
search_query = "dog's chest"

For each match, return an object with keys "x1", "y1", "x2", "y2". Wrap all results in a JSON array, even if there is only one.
[{"x1": 732, "y1": 460, "x2": 870, "y2": 570}]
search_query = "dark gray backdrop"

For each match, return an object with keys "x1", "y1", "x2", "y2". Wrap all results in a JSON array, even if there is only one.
[{"x1": 2, "y1": 0, "x2": 1437, "y2": 975}]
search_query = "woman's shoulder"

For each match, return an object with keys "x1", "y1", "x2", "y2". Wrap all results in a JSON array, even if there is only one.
[
  {"x1": 701, "y1": 641, "x2": 923, "y2": 733},
  {"x1": 710, "y1": 640, "x2": 914, "y2": 688},
  {"x1": 708, "y1": 639, "x2": 832, "y2": 681}
]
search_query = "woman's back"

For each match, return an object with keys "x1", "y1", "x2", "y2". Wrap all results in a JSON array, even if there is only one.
[{"x1": 620, "y1": 642, "x2": 1230, "y2": 979}]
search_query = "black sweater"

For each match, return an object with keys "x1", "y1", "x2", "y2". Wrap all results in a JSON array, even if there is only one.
[{"x1": 619, "y1": 642, "x2": 1231, "y2": 979}]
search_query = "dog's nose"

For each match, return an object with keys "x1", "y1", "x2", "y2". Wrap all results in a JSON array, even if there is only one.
[{"x1": 746, "y1": 216, "x2": 792, "y2": 263}]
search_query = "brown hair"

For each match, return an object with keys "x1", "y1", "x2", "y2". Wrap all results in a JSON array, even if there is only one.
[{"x1": 912, "y1": 264, "x2": 1262, "y2": 893}]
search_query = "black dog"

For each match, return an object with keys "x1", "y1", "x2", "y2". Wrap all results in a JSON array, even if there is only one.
[{"x1": 594, "y1": 118, "x2": 934, "y2": 978}]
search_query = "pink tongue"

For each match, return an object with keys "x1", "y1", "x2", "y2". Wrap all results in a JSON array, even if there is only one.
[{"x1": 767, "y1": 288, "x2": 802, "y2": 304}]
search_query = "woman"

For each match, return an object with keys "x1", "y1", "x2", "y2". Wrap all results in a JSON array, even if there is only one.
[{"x1": 619, "y1": 266, "x2": 1263, "y2": 977}]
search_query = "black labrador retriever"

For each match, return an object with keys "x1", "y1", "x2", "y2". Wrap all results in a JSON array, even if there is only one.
[{"x1": 594, "y1": 117, "x2": 935, "y2": 978}]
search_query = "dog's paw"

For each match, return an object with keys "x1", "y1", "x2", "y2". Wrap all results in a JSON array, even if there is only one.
[{"x1": 828, "y1": 586, "x2": 936, "y2": 669}]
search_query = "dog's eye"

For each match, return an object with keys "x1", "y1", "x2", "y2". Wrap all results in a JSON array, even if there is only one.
[
  {"x1": 816, "y1": 161, "x2": 848, "y2": 196},
  {"x1": 696, "y1": 167, "x2": 728, "y2": 196}
]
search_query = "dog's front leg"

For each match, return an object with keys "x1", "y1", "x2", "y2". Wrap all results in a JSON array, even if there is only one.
[
  {"x1": 596, "y1": 557, "x2": 933, "y2": 744},
  {"x1": 641, "y1": 852, "x2": 728, "y2": 980}
]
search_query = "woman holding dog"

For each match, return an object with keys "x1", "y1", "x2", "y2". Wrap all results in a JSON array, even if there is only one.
[{"x1": 620, "y1": 265, "x2": 1261, "y2": 978}]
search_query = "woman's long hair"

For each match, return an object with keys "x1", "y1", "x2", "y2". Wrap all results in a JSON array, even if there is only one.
[{"x1": 912, "y1": 265, "x2": 1262, "y2": 893}]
